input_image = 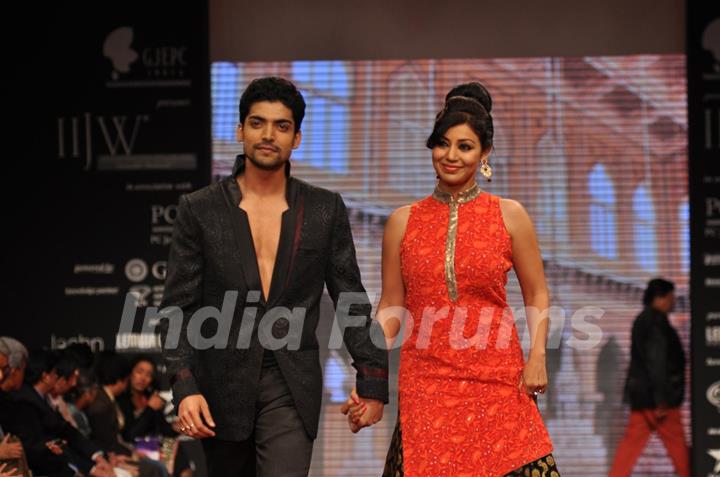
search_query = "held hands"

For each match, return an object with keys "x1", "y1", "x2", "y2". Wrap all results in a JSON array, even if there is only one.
[
  {"x1": 340, "y1": 388, "x2": 384, "y2": 433},
  {"x1": 519, "y1": 353, "x2": 548, "y2": 398},
  {"x1": 178, "y1": 394, "x2": 216, "y2": 439}
]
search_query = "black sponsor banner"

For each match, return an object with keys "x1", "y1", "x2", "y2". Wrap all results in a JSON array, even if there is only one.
[
  {"x1": 689, "y1": 1, "x2": 720, "y2": 475},
  {"x1": 3, "y1": 2, "x2": 209, "y2": 354}
]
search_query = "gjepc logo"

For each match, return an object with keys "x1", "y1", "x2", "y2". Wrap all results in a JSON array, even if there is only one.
[{"x1": 103, "y1": 27, "x2": 139, "y2": 80}]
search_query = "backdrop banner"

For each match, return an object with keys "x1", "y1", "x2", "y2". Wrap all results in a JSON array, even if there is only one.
[
  {"x1": 688, "y1": 1, "x2": 720, "y2": 475},
  {"x1": 4, "y1": 2, "x2": 210, "y2": 355}
]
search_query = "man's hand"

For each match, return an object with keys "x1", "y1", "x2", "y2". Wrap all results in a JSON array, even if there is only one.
[
  {"x1": 90, "y1": 456, "x2": 116, "y2": 477},
  {"x1": 45, "y1": 440, "x2": 64, "y2": 456},
  {"x1": 0, "y1": 435, "x2": 22, "y2": 460},
  {"x1": 178, "y1": 394, "x2": 216, "y2": 438},
  {"x1": 340, "y1": 388, "x2": 384, "y2": 433}
]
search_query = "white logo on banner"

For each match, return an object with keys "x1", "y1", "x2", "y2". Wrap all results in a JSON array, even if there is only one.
[
  {"x1": 129, "y1": 284, "x2": 152, "y2": 307},
  {"x1": 151, "y1": 261, "x2": 167, "y2": 280},
  {"x1": 708, "y1": 326, "x2": 720, "y2": 346},
  {"x1": 708, "y1": 448, "x2": 720, "y2": 474},
  {"x1": 103, "y1": 27, "x2": 139, "y2": 80},
  {"x1": 708, "y1": 381, "x2": 720, "y2": 409},
  {"x1": 125, "y1": 259, "x2": 148, "y2": 282},
  {"x1": 707, "y1": 254, "x2": 720, "y2": 266}
]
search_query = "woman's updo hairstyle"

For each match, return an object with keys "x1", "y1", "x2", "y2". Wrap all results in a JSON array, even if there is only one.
[{"x1": 426, "y1": 82, "x2": 494, "y2": 152}]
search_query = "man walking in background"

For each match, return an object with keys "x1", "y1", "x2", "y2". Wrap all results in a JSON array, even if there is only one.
[{"x1": 608, "y1": 278, "x2": 689, "y2": 477}]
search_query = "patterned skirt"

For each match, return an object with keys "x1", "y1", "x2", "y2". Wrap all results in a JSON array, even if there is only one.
[{"x1": 383, "y1": 417, "x2": 560, "y2": 477}]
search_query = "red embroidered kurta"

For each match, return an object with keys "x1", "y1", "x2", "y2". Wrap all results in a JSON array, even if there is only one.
[{"x1": 398, "y1": 187, "x2": 553, "y2": 476}]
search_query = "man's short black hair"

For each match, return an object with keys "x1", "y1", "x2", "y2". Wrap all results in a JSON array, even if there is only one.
[
  {"x1": 55, "y1": 350, "x2": 80, "y2": 379},
  {"x1": 24, "y1": 349, "x2": 60, "y2": 385},
  {"x1": 642, "y1": 278, "x2": 675, "y2": 306},
  {"x1": 95, "y1": 351, "x2": 131, "y2": 385},
  {"x1": 239, "y1": 77, "x2": 306, "y2": 132}
]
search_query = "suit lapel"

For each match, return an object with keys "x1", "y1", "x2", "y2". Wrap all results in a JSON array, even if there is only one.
[{"x1": 266, "y1": 178, "x2": 303, "y2": 308}]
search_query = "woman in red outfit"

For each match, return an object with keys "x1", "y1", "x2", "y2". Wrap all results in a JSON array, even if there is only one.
[{"x1": 346, "y1": 83, "x2": 559, "y2": 476}]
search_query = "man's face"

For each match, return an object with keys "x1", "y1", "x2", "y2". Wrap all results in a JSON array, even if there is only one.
[
  {"x1": 53, "y1": 369, "x2": 79, "y2": 396},
  {"x1": 3, "y1": 362, "x2": 25, "y2": 392},
  {"x1": 237, "y1": 101, "x2": 301, "y2": 172},
  {"x1": 654, "y1": 292, "x2": 676, "y2": 314},
  {"x1": 0, "y1": 353, "x2": 8, "y2": 387},
  {"x1": 43, "y1": 369, "x2": 59, "y2": 391}
]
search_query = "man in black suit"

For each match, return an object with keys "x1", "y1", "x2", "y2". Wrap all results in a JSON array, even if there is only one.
[
  {"x1": 608, "y1": 278, "x2": 689, "y2": 477},
  {"x1": 6, "y1": 349, "x2": 113, "y2": 477},
  {"x1": 161, "y1": 76, "x2": 388, "y2": 476}
]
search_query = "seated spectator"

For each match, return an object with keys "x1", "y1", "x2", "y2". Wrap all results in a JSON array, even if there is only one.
[
  {"x1": 10, "y1": 348, "x2": 113, "y2": 477},
  {"x1": 66, "y1": 369, "x2": 99, "y2": 439},
  {"x1": 87, "y1": 351, "x2": 167, "y2": 477},
  {"x1": 48, "y1": 351, "x2": 81, "y2": 427},
  {"x1": 0, "y1": 339, "x2": 26, "y2": 477},
  {"x1": 0, "y1": 339, "x2": 112, "y2": 477},
  {"x1": 117, "y1": 356, "x2": 176, "y2": 442},
  {"x1": 117, "y1": 357, "x2": 191, "y2": 477}
]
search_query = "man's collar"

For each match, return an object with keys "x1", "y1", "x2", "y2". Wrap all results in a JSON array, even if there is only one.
[
  {"x1": 102, "y1": 385, "x2": 116, "y2": 402},
  {"x1": 228, "y1": 155, "x2": 298, "y2": 207}
]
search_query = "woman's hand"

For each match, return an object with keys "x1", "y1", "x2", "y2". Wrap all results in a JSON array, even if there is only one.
[
  {"x1": 519, "y1": 354, "x2": 548, "y2": 397},
  {"x1": 340, "y1": 388, "x2": 367, "y2": 433}
]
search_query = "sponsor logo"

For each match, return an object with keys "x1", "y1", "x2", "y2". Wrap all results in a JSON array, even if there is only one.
[
  {"x1": 129, "y1": 284, "x2": 164, "y2": 307},
  {"x1": 103, "y1": 27, "x2": 139, "y2": 80},
  {"x1": 709, "y1": 197, "x2": 720, "y2": 218},
  {"x1": 706, "y1": 254, "x2": 720, "y2": 266},
  {"x1": 115, "y1": 332, "x2": 162, "y2": 351},
  {"x1": 51, "y1": 334, "x2": 104, "y2": 352},
  {"x1": 708, "y1": 326, "x2": 720, "y2": 346},
  {"x1": 125, "y1": 259, "x2": 148, "y2": 282},
  {"x1": 103, "y1": 26, "x2": 189, "y2": 86},
  {"x1": 151, "y1": 261, "x2": 167, "y2": 280},
  {"x1": 708, "y1": 381, "x2": 720, "y2": 409},
  {"x1": 708, "y1": 448, "x2": 720, "y2": 474},
  {"x1": 151, "y1": 204, "x2": 177, "y2": 246}
]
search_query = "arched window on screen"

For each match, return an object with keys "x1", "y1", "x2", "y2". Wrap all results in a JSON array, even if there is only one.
[
  {"x1": 678, "y1": 199, "x2": 689, "y2": 273},
  {"x1": 632, "y1": 182, "x2": 658, "y2": 273},
  {"x1": 386, "y1": 65, "x2": 435, "y2": 197},
  {"x1": 211, "y1": 62, "x2": 241, "y2": 142},
  {"x1": 588, "y1": 163, "x2": 618, "y2": 260},
  {"x1": 291, "y1": 61, "x2": 351, "y2": 174}
]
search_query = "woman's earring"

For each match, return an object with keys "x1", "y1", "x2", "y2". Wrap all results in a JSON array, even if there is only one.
[{"x1": 479, "y1": 157, "x2": 492, "y2": 182}]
